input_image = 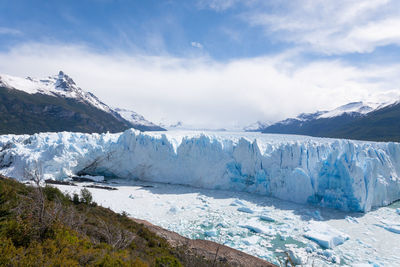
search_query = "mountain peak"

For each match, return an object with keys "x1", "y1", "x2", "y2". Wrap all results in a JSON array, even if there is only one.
[
  {"x1": 54, "y1": 71, "x2": 77, "y2": 92},
  {"x1": 0, "y1": 72, "x2": 165, "y2": 133}
]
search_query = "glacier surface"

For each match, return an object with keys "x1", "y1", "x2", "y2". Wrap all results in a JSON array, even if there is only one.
[{"x1": 1, "y1": 129, "x2": 400, "y2": 212}]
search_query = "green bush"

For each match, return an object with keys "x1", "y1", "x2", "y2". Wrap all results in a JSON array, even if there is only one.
[
  {"x1": 80, "y1": 188, "x2": 93, "y2": 205},
  {"x1": 73, "y1": 193, "x2": 80, "y2": 204},
  {"x1": 155, "y1": 256, "x2": 183, "y2": 267},
  {"x1": 44, "y1": 185, "x2": 69, "y2": 203}
]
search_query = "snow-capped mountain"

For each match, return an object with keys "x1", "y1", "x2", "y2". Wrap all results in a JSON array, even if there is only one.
[
  {"x1": 316, "y1": 101, "x2": 392, "y2": 119},
  {"x1": 113, "y1": 108, "x2": 164, "y2": 131},
  {"x1": 259, "y1": 99, "x2": 400, "y2": 142},
  {"x1": 248, "y1": 101, "x2": 394, "y2": 132},
  {"x1": 0, "y1": 71, "x2": 165, "y2": 134},
  {"x1": 0, "y1": 71, "x2": 112, "y2": 113},
  {"x1": 243, "y1": 121, "x2": 271, "y2": 132}
]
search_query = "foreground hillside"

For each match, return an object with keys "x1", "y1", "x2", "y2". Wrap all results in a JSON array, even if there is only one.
[{"x1": 1, "y1": 176, "x2": 258, "y2": 266}]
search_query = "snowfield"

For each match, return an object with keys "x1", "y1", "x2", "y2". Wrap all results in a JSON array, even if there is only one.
[{"x1": 1, "y1": 130, "x2": 400, "y2": 212}]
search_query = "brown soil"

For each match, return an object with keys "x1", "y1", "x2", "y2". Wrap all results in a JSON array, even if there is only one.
[{"x1": 132, "y1": 218, "x2": 277, "y2": 267}]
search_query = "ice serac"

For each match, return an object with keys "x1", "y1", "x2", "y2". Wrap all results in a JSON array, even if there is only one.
[{"x1": 1, "y1": 130, "x2": 400, "y2": 212}]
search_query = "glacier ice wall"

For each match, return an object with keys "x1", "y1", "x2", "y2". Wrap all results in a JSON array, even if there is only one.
[{"x1": 1, "y1": 129, "x2": 400, "y2": 212}]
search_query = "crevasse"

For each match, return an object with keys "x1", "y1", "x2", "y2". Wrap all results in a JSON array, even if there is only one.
[{"x1": 1, "y1": 129, "x2": 399, "y2": 212}]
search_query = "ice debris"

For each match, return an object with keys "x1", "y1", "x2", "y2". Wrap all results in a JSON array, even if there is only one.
[
  {"x1": 375, "y1": 220, "x2": 400, "y2": 234},
  {"x1": 79, "y1": 175, "x2": 105, "y2": 182},
  {"x1": 238, "y1": 218, "x2": 275, "y2": 235},
  {"x1": 259, "y1": 214, "x2": 275, "y2": 222},
  {"x1": 237, "y1": 207, "x2": 254, "y2": 214},
  {"x1": 346, "y1": 216, "x2": 360, "y2": 224},
  {"x1": 304, "y1": 221, "x2": 349, "y2": 249},
  {"x1": 204, "y1": 230, "x2": 218, "y2": 237}
]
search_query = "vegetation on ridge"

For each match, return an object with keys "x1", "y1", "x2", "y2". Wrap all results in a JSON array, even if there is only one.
[{"x1": 0, "y1": 175, "x2": 217, "y2": 266}]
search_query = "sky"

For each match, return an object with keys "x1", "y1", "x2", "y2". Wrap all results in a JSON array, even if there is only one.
[{"x1": 1, "y1": 0, "x2": 400, "y2": 129}]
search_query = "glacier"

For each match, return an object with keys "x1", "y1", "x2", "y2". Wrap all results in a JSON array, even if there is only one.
[{"x1": 1, "y1": 129, "x2": 400, "y2": 212}]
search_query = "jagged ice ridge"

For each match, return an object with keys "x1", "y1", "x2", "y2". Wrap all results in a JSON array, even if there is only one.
[{"x1": 0, "y1": 130, "x2": 399, "y2": 212}]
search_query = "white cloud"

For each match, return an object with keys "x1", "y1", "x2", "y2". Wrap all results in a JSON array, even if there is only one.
[
  {"x1": 0, "y1": 27, "x2": 21, "y2": 35},
  {"x1": 197, "y1": 0, "x2": 240, "y2": 11},
  {"x1": 346, "y1": 18, "x2": 400, "y2": 51},
  {"x1": 191, "y1": 41, "x2": 203, "y2": 49},
  {"x1": 233, "y1": 0, "x2": 400, "y2": 54},
  {"x1": 0, "y1": 43, "x2": 399, "y2": 129}
]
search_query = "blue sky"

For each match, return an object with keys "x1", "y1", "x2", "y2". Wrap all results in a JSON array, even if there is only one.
[
  {"x1": 0, "y1": 0, "x2": 291, "y2": 60},
  {"x1": 1, "y1": 0, "x2": 400, "y2": 128}
]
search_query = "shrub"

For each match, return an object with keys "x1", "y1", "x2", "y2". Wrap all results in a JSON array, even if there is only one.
[
  {"x1": 73, "y1": 193, "x2": 80, "y2": 205},
  {"x1": 155, "y1": 256, "x2": 183, "y2": 267},
  {"x1": 80, "y1": 188, "x2": 93, "y2": 205},
  {"x1": 0, "y1": 177, "x2": 202, "y2": 266},
  {"x1": 44, "y1": 185, "x2": 67, "y2": 202}
]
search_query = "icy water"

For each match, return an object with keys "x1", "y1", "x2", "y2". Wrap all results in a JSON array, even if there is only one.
[{"x1": 54, "y1": 179, "x2": 400, "y2": 267}]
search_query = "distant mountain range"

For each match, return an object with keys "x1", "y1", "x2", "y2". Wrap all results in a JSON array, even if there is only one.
[
  {"x1": 0, "y1": 71, "x2": 165, "y2": 134},
  {"x1": 246, "y1": 100, "x2": 400, "y2": 142}
]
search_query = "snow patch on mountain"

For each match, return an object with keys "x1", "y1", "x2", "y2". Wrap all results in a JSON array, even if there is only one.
[
  {"x1": 247, "y1": 99, "x2": 399, "y2": 132},
  {"x1": 316, "y1": 101, "x2": 392, "y2": 119},
  {"x1": 0, "y1": 71, "x2": 111, "y2": 113},
  {"x1": 243, "y1": 121, "x2": 271, "y2": 132},
  {"x1": 114, "y1": 108, "x2": 160, "y2": 128},
  {"x1": 0, "y1": 71, "x2": 164, "y2": 130},
  {"x1": 1, "y1": 130, "x2": 400, "y2": 212}
]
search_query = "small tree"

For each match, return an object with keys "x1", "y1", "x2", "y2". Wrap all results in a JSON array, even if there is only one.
[
  {"x1": 72, "y1": 193, "x2": 80, "y2": 205},
  {"x1": 24, "y1": 161, "x2": 45, "y2": 224},
  {"x1": 80, "y1": 188, "x2": 93, "y2": 205}
]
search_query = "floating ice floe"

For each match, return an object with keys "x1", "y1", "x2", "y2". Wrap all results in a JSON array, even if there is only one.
[
  {"x1": 345, "y1": 216, "x2": 360, "y2": 224},
  {"x1": 237, "y1": 207, "x2": 255, "y2": 214},
  {"x1": 230, "y1": 199, "x2": 245, "y2": 206},
  {"x1": 375, "y1": 220, "x2": 400, "y2": 234},
  {"x1": 259, "y1": 213, "x2": 275, "y2": 222},
  {"x1": 352, "y1": 263, "x2": 382, "y2": 267},
  {"x1": 169, "y1": 206, "x2": 179, "y2": 214},
  {"x1": 204, "y1": 230, "x2": 218, "y2": 237},
  {"x1": 286, "y1": 245, "x2": 308, "y2": 265},
  {"x1": 304, "y1": 221, "x2": 349, "y2": 249},
  {"x1": 242, "y1": 235, "x2": 260, "y2": 246},
  {"x1": 239, "y1": 218, "x2": 275, "y2": 235}
]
